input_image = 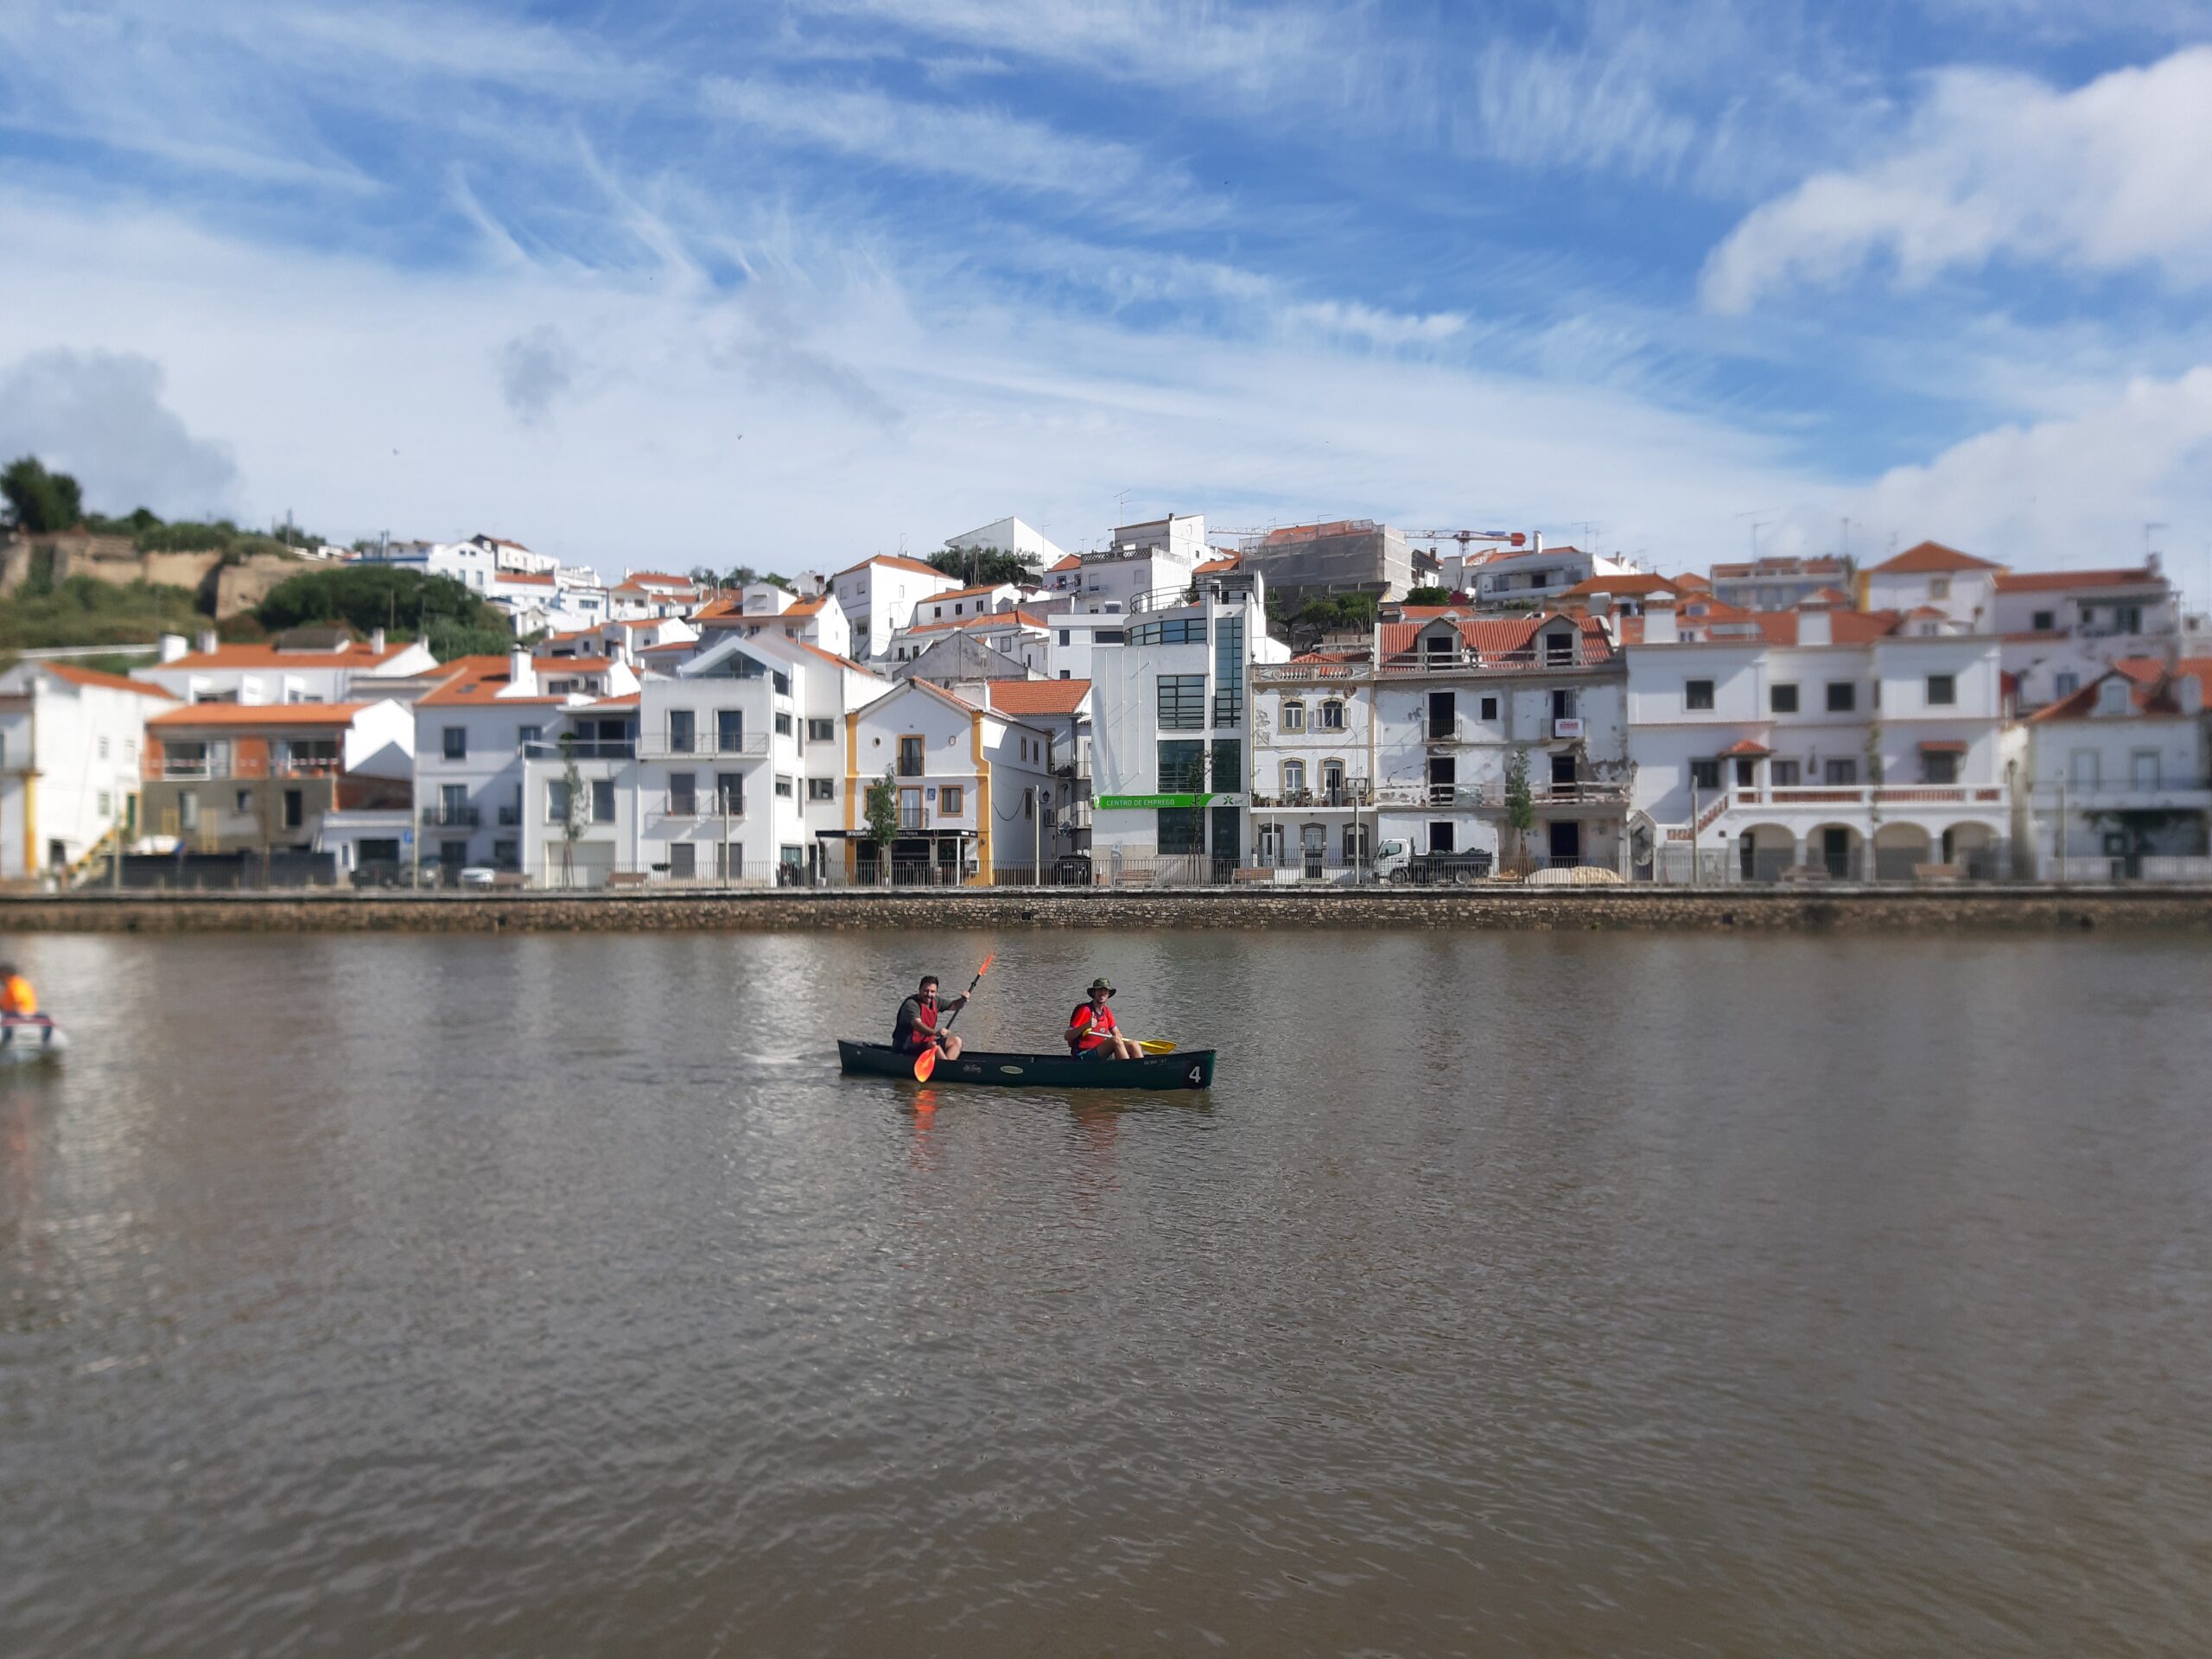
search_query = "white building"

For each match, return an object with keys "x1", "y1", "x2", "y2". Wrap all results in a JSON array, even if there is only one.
[
  {"x1": 981, "y1": 678, "x2": 1093, "y2": 864},
  {"x1": 135, "y1": 631, "x2": 438, "y2": 705},
  {"x1": 1041, "y1": 611, "x2": 1131, "y2": 682},
  {"x1": 888, "y1": 608, "x2": 1051, "y2": 673},
  {"x1": 1043, "y1": 514, "x2": 1207, "y2": 618},
  {"x1": 943, "y1": 516, "x2": 1067, "y2": 573},
  {"x1": 0, "y1": 663, "x2": 175, "y2": 880},
  {"x1": 1248, "y1": 611, "x2": 1627, "y2": 878},
  {"x1": 1087, "y1": 569, "x2": 1285, "y2": 879},
  {"x1": 1992, "y1": 564, "x2": 2191, "y2": 709},
  {"x1": 841, "y1": 678, "x2": 1052, "y2": 885},
  {"x1": 630, "y1": 632, "x2": 887, "y2": 886},
  {"x1": 413, "y1": 652, "x2": 581, "y2": 877},
  {"x1": 1625, "y1": 600, "x2": 2011, "y2": 881},
  {"x1": 1859, "y1": 540, "x2": 2003, "y2": 628},
  {"x1": 352, "y1": 532, "x2": 557, "y2": 591},
  {"x1": 2009, "y1": 658, "x2": 2212, "y2": 880},
  {"x1": 832, "y1": 555, "x2": 964, "y2": 662},
  {"x1": 1468, "y1": 543, "x2": 1636, "y2": 610},
  {"x1": 1707, "y1": 556, "x2": 1853, "y2": 612},
  {"x1": 607, "y1": 571, "x2": 705, "y2": 620}
]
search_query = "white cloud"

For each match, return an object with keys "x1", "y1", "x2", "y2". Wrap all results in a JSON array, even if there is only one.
[
  {"x1": 0, "y1": 347, "x2": 238, "y2": 518},
  {"x1": 1703, "y1": 47, "x2": 2212, "y2": 312},
  {"x1": 1280, "y1": 301, "x2": 1466, "y2": 348}
]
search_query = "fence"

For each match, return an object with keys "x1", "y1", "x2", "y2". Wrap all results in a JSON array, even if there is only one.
[{"x1": 118, "y1": 850, "x2": 340, "y2": 890}]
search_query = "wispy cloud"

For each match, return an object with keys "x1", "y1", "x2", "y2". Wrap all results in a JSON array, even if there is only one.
[{"x1": 1703, "y1": 46, "x2": 2212, "y2": 312}]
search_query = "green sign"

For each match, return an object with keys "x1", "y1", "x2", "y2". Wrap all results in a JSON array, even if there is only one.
[{"x1": 1095, "y1": 793, "x2": 1248, "y2": 810}]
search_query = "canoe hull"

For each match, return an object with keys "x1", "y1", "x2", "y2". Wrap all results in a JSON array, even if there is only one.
[
  {"x1": 839, "y1": 1040, "x2": 1214, "y2": 1091},
  {"x1": 0, "y1": 1017, "x2": 67, "y2": 1065}
]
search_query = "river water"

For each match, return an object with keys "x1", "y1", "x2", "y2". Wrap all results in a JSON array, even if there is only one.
[{"x1": 3, "y1": 929, "x2": 2209, "y2": 1656}]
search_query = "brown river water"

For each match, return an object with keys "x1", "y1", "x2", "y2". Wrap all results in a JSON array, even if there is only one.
[{"x1": 3, "y1": 929, "x2": 2210, "y2": 1656}]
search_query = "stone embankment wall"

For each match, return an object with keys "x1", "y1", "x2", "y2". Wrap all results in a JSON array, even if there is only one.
[{"x1": 6, "y1": 887, "x2": 2211, "y2": 934}]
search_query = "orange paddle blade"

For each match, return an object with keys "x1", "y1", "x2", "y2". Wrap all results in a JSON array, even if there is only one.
[
  {"x1": 913, "y1": 1046, "x2": 938, "y2": 1082},
  {"x1": 976, "y1": 952, "x2": 995, "y2": 977}
]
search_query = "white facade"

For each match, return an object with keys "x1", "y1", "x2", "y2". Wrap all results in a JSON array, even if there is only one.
[
  {"x1": 944, "y1": 516, "x2": 1067, "y2": 571},
  {"x1": 842, "y1": 679, "x2": 1051, "y2": 884},
  {"x1": 831, "y1": 556, "x2": 963, "y2": 662},
  {"x1": 888, "y1": 612, "x2": 1049, "y2": 673},
  {"x1": 1993, "y1": 566, "x2": 2190, "y2": 710},
  {"x1": 1042, "y1": 612, "x2": 1130, "y2": 681},
  {"x1": 1860, "y1": 543, "x2": 2003, "y2": 628},
  {"x1": 1470, "y1": 544, "x2": 1633, "y2": 609},
  {"x1": 0, "y1": 664, "x2": 175, "y2": 880},
  {"x1": 2009, "y1": 664, "x2": 2212, "y2": 879},
  {"x1": 136, "y1": 633, "x2": 438, "y2": 705},
  {"x1": 1626, "y1": 606, "x2": 2010, "y2": 880}
]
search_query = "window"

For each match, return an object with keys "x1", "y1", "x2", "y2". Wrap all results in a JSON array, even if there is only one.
[
  {"x1": 668, "y1": 709, "x2": 695, "y2": 753},
  {"x1": 2133, "y1": 751, "x2": 2162, "y2": 789},
  {"x1": 1095, "y1": 629, "x2": 1125, "y2": 645},
  {"x1": 1824, "y1": 759, "x2": 1858, "y2": 785},
  {"x1": 1926, "y1": 673, "x2": 1956, "y2": 706},
  {"x1": 97, "y1": 790, "x2": 111, "y2": 816},
  {"x1": 1059, "y1": 670, "x2": 1071, "y2": 680},
  {"x1": 670, "y1": 772, "x2": 697, "y2": 816},
  {"x1": 1428, "y1": 821, "x2": 1454, "y2": 854},
  {"x1": 1929, "y1": 576, "x2": 1950, "y2": 600},
  {"x1": 1129, "y1": 617, "x2": 1207, "y2": 646},
  {"x1": 1550, "y1": 688, "x2": 1575, "y2": 721},
  {"x1": 518, "y1": 724, "x2": 542, "y2": 749},
  {"x1": 1058, "y1": 629, "x2": 1071, "y2": 646},
  {"x1": 899, "y1": 786, "x2": 922, "y2": 830},
  {"x1": 1479, "y1": 696, "x2": 1497, "y2": 721},
  {"x1": 715, "y1": 710, "x2": 743, "y2": 753},
  {"x1": 2069, "y1": 750, "x2": 2099, "y2": 789},
  {"x1": 282, "y1": 788, "x2": 303, "y2": 830},
  {"x1": 774, "y1": 712, "x2": 792, "y2": 737},
  {"x1": 1923, "y1": 751, "x2": 1959, "y2": 785},
  {"x1": 898, "y1": 735, "x2": 925, "y2": 777},
  {"x1": 774, "y1": 775, "x2": 794, "y2": 799},
  {"x1": 1689, "y1": 760, "x2": 1721, "y2": 792},
  {"x1": 1770, "y1": 760, "x2": 1801, "y2": 786},
  {"x1": 180, "y1": 791, "x2": 200, "y2": 830},
  {"x1": 2032, "y1": 609, "x2": 2056, "y2": 632},
  {"x1": 1281, "y1": 760, "x2": 1306, "y2": 796},
  {"x1": 717, "y1": 772, "x2": 744, "y2": 815},
  {"x1": 1826, "y1": 682, "x2": 1856, "y2": 713},
  {"x1": 669, "y1": 843, "x2": 696, "y2": 880},
  {"x1": 441, "y1": 783, "x2": 467, "y2": 817},
  {"x1": 1686, "y1": 679, "x2": 1714, "y2": 710},
  {"x1": 1156, "y1": 807, "x2": 1205, "y2": 854},
  {"x1": 97, "y1": 735, "x2": 109, "y2": 760},
  {"x1": 808, "y1": 718, "x2": 835, "y2": 743},
  {"x1": 1158, "y1": 674, "x2": 1206, "y2": 729},
  {"x1": 235, "y1": 789, "x2": 251, "y2": 812},
  {"x1": 493, "y1": 840, "x2": 518, "y2": 872},
  {"x1": 1543, "y1": 630, "x2": 1574, "y2": 664},
  {"x1": 1211, "y1": 739, "x2": 1242, "y2": 794},
  {"x1": 1770, "y1": 683, "x2": 1799, "y2": 715},
  {"x1": 1158, "y1": 740, "x2": 1205, "y2": 791},
  {"x1": 1319, "y1": 699, "x2": 1345, "y2": 731},
  {"x1": 939, "y1": 785, "x2": 964, "y2": 815},
  {"x1": 772, "y1": 671, "x2": 791, "y2": 696},
  {"x1": 592, "y1": 779, "x2": 615, "y2": 823},
  {"x1": 807, "y1": 777, "x2": 835, "y2": 802},
  {"x1": 442, "y1": 726, "x2": 467, "y2": 760},
  {"x1": 1280, "y1": 702, "x2": 1306, "y2": 733},
  {"x1": 2054, "y1": 671, "x2": 2079, "y2": 697},
  {"x1": 1321, "y1": 760, "x2": 1345, "y2": 799}
]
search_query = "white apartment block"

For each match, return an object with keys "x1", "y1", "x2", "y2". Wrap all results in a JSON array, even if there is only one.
[
  {"x1": 943, "y1": 515, "x2": 1067, "y2": 572},
  {"x1": 1468, "y1": 543, "x2": 1635, "y2": 610},
  {"x1": 831, "y1": 555, "x2": 963, "y2": 662},
  {"x1": 1993, "y1": 563, "x2": 2194, "y2": 709},
  {"x1": 0, "y1": 663, "x2": 175, "y2": 880},
  {"x1": 887, "y1": 609, "x2": 1050, "y2": 673},
  {"x1": 136, "y1": 631, "x2": 438, "y2": 705},
  {"x1": 1248, "y1": 611, "x2": 1627, "y2": 877},
  {"x1": 2008, "y1": 658, "x2": 2212, "y2": 880},
  {"x1": 1041, "y1": 514, "x2": 1207, "y2": 618},
  {"x1": 1626, "y1": 601, "x2": 2010, "y2": 881}
]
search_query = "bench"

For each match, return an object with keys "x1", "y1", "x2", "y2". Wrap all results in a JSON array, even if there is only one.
[
  {"x1": 1778, "y1": 864, "x2": 1831, "y2": 884},
  {"x1": 490, "y1": 872, "x2": 531, "y2": 890},
  {"x1": 1112, "y1": 868, "x2": 1156, "y2": 887},
  {"x1": 1912, "y1": 861, "x2": 1965, "y2": 885},
  {"x1": 1231, "y1": 867, "x2": 1275, "y2": 884},
  {"x1": 606, "y1": 871, "x2": 651, "y2": 890}
]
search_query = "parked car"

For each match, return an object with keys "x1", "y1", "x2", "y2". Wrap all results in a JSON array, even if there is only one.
[{"x1": 458, "y1": 866, "x2": 499, "y2": 889}]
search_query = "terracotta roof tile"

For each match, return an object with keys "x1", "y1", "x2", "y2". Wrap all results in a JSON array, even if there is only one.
[
  {"x1": 151, "y1": 701, "x2": 376, "y2": 728},
  {"x1": 41, "y1": 664, "x2": 177, "y2": 698},
  {"x1": 1866, "y1": 540, "x2": 2001, "y2": 575},
  {"x1": 1993, "y1": 567, "x2": 2160, "y2": 593},
  {"x1": 984, "y1": 678, "x2": 1091, "y2": 715}
]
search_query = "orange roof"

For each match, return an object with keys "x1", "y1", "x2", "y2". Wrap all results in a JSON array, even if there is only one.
[
  {"x1": 496, "y1": 570, "x2": 555, "y2": 586},
  {"x1": 151, "y1": 701, "x2": 374, "y2": 728},
  {"x1": 791, "y1": 640, "x2": 880, "y2": 677},
  {"x1": 1718, "y1": 738, "x2": 1770, "y2": 756},
  {"x1": 536, "y1": 654, "x2": 615, "y2": 673},
  {"x1": 985, "y1": 678, "x2": 1091, "y2": 716},
  {"x1": 924, "y1": 582, "x2": 1020, "y2": 604},
  {"x1": 1559, "y1": 573, "x2": 1680, "y2": 600},
  {"x1": 899, "y1": 610, "x2": 1048, "y2": 636},
  {"x1": 1993, "y1": 567, "x2": 2159, "y2": 593},
  {"x1": 1377, "y1": 612, "x2": 1614, "y2": 662},
  {"x1": 417, "y1": 655, "x2": 566, "y2": 708},
  {"x1": 1478, "y1": 543, "x2": 1584, "y2": 567},
  {"x1": 621, "y1": 571, "x2": 695, "y2": 588},
  {"x1": 1193, "y1": 554, "x2": 1240, "y2": 575},
  {"x1": 836, "y1": 553, "x2": 950, "y2": 581},
  {"x1": 151, "y1": 639, "x2": 414, "y2": 671},
  {"x1": 41, "y1": 664, "x2": 176, "y2": 698},
  {"x1": 1806, "y1": 586, "x2": 1854, "y2": 605},
  {"x1": 1046, "y1": 554, "x2": 1082, "y2": 574},
  {"x1": 1866, "y1": 540, "x2": 2000, "y2": 575}
]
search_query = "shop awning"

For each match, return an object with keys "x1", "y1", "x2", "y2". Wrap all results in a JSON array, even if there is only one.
[{"x1": 1918, "y1": 740, "x2": 1968, "y2": 753}]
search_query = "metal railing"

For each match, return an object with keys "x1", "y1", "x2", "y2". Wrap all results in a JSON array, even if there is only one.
[
  {"x1": 521, "y1": 739, "x2": 635, "y2": 760},
  {"x1": 635, "y1": 729, "x2": 770, "y2": 760},
  {"x1": 420, "y1": 804, "x2": 480, "y2": 828},
  {"x1": 1370, "y1": 779, "x2": 1630, "y2": 808},
  {"x1": 1375, "y1": 641, "x2": 1611, "y2": 675},
  {"x1": 1250, "y1": 782, "x2": 1373, "y2": 808},
  {"x1": 652, "y1": 791, "x2": 745, "y2": 820}
]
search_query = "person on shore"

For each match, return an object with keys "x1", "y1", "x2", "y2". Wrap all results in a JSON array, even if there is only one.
[
  {"x1": 1066, "y1": 978, "x2": 1141, "y2": 1061},
  {"x1": 0, "y1": 963, "x2": 35, "y2": 1020},
  {"x1": 893, "y1": 975, "x2": 966, "y2": 1061}
]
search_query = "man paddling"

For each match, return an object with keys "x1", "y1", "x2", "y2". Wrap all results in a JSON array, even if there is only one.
[
  {"x1": 893, "y1": 975, "x2": 967, "y2": 1062},
  {"x1": 1066, "y1": 977, "x2": 1141, "y2": 1062}
]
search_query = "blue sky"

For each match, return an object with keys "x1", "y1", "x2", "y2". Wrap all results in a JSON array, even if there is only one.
[{"x1": 3, "y1": 1, "x2": 2211, "y2": 590}]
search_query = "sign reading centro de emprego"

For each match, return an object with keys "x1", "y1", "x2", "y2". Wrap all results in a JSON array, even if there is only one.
[{"x1": 1095, "y1": 793, "x2": 1246, "y2": 810}]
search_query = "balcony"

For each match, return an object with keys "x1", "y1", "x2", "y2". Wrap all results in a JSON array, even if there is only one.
[
  {"x1": 1691, "y1": 783, "x2": 2009, "y2": 821},
  {"x1": 1253, "y1": 661, "x2": 1364, "y2": 685},
  {"x1": 271, "y1": 756, "x2": 342, "y2": 778},
  {"x1": 497, "y1": 804, "x2": 520, "y2": 826},
  {"x1": 635, "y1": 729, "x2": 770, "y2": 760},
  {"x1": 1250, "y1": 782, "x2": 1374, "y2": 809},
  {"x1": 1371, "y1": 779, "x2": 1631, "y2": 809},
  {"x1": 422, "y1": 804, "x2": 481, "y2": 828},
  {"x1": 162, "y1": 760, "x2": 215, "y2": 780},
  {"x1": 522, "y1": 739, "x2": 634, "y2": 760},
  {"x1": 1376, "y1": 641, "x2": 1611, "y2": 676}
]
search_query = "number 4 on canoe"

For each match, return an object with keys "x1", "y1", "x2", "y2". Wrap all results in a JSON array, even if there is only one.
[{"x1": 915, "y1": 953, "x2": 993, "y2": 1081}]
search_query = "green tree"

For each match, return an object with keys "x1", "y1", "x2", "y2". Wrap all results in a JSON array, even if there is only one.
[
  {"x1": 255, "y1": 565, "x2": 511, "y2": 660},
  {"x1": 1403, "y1": 585, "x2": 1452, "y2": 606},
  {"x1": 927, "y1": 546, "x2": 1033, "y2": 588},
  {"x1": 1503, "y1": 749, "x2": 1535, "y2": 870},
  {"x1": 556, "y1": 736, "x2": 586, "y2": 887},
  {"x1": 0, "y1": 575, "x2": 205, "y2": 649},
  {"x1": 864, "y1": 766, "x2": 900, "y2": 882},
  {"x1": 2, "y1": 456, "x2": 85, "y2": 534}
]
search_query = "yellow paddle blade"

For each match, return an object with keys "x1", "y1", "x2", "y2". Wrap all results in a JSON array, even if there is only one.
[{"x1": 1137, "y1": 1039, "x2": 1176, "y2": 1055}]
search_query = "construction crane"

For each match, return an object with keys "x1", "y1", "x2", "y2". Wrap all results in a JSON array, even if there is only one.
[{"x1": 1409, "y1": 529, "x2": 1526, "y2": 552}]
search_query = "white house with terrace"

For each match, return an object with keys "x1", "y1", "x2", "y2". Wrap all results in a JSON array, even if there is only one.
[
  {"x1": 1624, "y1": 599, "x2": 2010, "y2": 881},
  {"x1": 840, "y1": 678, "x2": 1053, "y2": 886},
  {"x1": 831, "y1": 555, "x2": 963, "y2": 662}
]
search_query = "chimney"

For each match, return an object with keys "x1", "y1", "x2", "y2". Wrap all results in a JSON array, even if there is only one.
[
  {"x1": 370, "y1": 626, "x2": 386, "y2": 654},
  {"x1": 1642, "y1": 600, "x2": 1678, "y2": 645},
  {"x1": 1798, "y1": 609, "x2": 1831, "y2": 647},
  {"x1": 508, "y1": 646, "x2": 533, "y2": 689},
  {"x1": 1533, "y1": 531, "x2": 1545, "y2": 555},
  {"x1": 159, "y1": 632, "x2": 188, "y2": 664}
]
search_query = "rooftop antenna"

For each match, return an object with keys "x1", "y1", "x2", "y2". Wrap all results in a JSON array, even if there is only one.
[
  {"x1": 1734, "y1": 506, "x2": 1778, "y2": 558},
  {"x1": 2145, "y1": 520, "x2": 2170, "y2": 562}
]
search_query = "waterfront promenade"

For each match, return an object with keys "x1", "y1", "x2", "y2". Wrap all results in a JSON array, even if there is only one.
[{"x1": 6, "y1": 882, "x2": 2212, "y2": 932}]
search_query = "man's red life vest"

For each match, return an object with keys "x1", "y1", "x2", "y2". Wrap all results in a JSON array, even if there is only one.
[
  {"x1": 903, "y1": 997, "x2": 939, "y2": 1051},
  {"x1": 1068, "y1": 1001, "x2": 1116, "y2": 1051}
]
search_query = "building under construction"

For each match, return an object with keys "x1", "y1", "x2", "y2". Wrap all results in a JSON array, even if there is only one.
[{"x1": 1236, "y1": 519, "x2": 1414, "y2": 607}]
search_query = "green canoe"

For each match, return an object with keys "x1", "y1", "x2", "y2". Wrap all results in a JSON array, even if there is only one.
[{"x1": 838, "y1": 1040, "x2": 1216, "y2": 1091}]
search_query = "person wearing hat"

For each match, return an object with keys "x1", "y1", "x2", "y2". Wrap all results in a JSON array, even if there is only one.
[{"x1": 1066, "y1": 977, "x2": 1141, "y2": 1061}]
